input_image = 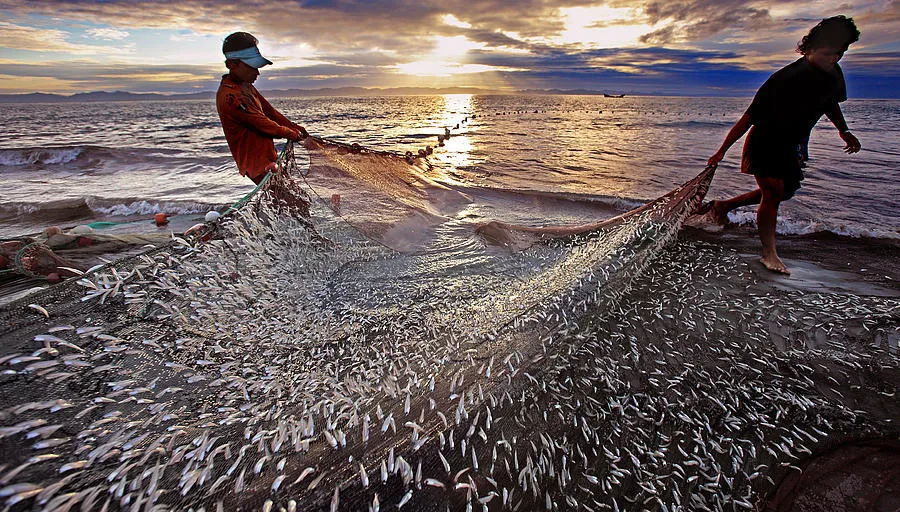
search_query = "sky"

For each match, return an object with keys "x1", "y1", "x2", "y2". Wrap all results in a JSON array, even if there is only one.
[{"x1": 1, "y1": 0, "x2": 899, "y2": 97}]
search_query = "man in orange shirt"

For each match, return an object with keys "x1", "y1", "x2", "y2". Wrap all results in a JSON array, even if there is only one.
[{"x1": 217, "y1": 32, "x2": 308, "y2": 184}]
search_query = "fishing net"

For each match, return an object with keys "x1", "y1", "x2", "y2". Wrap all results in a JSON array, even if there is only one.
[{"x1": 0, "y1": 136, "x2": 897, "y2": 512}]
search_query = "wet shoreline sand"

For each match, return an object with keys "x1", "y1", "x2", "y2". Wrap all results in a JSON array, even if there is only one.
[
  {"x1": 682, "y1": 226, "x2": 900, "y2": 297},
  {"x1": 0, "y1": 218, "x2": 897, "y2": 511}
]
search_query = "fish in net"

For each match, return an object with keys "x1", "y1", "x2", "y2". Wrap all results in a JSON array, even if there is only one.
[{"x1": 0, "y1": 137, "x2": 897, "y2": 512}]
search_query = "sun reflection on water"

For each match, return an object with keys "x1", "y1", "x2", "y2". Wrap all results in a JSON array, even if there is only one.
[{"x1": 430, "y1": 94, "x2": 479, "y2": 176}]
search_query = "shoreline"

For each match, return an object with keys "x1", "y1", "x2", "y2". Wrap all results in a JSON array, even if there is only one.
[{"x1": 681, "y1": 225, "x2": 900, "y2": 297}]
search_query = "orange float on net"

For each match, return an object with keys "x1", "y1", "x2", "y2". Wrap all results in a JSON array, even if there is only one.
[
  {"x1": 185, "y1": 223, "x2": 213, "y2": 242},
  {"x1": 184, "y1": 223, "x2": 205, "y2": 237},
  {"x1": 155, "y1": 213, "x2": 169, "y2": 226}
]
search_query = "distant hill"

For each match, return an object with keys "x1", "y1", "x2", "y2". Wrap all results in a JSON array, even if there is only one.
[
  {"x1": 0, "y1": 90, "x2": 215, "y2": 103},
  {"x1": 0, "y1": 87, "x2": 633, "y2": 103}
]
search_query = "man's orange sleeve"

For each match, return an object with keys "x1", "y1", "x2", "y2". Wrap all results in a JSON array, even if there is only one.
[
  {"x1": 258, "y1": 94, "x2": 302, "y2": 133},
  {"x1": 222, "y1": 90, "x2": 296, "y2": 139}
]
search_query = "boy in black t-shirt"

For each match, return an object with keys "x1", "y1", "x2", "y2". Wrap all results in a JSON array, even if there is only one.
[{"x1": 704, "y1": 16, "x2": 861, "y2": 275}]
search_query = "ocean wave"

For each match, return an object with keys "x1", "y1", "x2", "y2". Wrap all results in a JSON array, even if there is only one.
[
  {"x1": 0, "y1": 198, "x2": 92, "y2": 222},
  {"x1": 664, "y1": 119, "x2": 733, "y2": 127},
  {"x1": 506, "y1": 188, "x2": 648, "y2": 213},
  {"x1": 0, "y1": 196, "x2": 217, "y2": 224},
  {"x1": 451, "y1": 183, "x2": 650, "y2": 220},
  {"x1": 0, "y1": 145, "x2": 193, "y2": 170},
  {"x1": 170, "y1": 121, "x2": 222, "y2": 131},
  {"x1": 729, "y1": 210, "x2": 900, "y2": 240},
  {"x1": 87, "y1": 198, "x2": 214, "y2": 217},
  {"x1": 0, "y1": 147, "x2": 85, "y2": 166}
]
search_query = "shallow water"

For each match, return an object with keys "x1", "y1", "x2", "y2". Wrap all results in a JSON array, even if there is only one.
[{"x1": 1, "y1": 95, "x2": 898, "y2": 239}]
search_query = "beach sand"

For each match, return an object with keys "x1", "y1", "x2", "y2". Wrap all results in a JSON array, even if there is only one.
[
  {"x1": 682, "y1": 226, "x2": 900, "y2": 298},
  {"x1": 0, "y1": 220, "x2": 896, "y2": 511},
  {"x1": 680, "y1": 226, "x2": 899, "y2": 511}
]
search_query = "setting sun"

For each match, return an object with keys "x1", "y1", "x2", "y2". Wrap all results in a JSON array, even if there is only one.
[{"x1": 395, "y1": 36, "x2": 491, "y2": 77}]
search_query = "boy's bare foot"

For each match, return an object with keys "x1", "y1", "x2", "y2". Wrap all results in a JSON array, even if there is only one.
[
  {"x1": 760, "y1": 256, "x2": 790, "y2": 275},
  {"x1": 685, "y1": 201, "x2": 729, "y2": 231},
  {"x1": 705, "y1": 200, "x2": 730, "y2": 225},
  {"x1": 692, "y1": 201, "x2": 729, "y2": 224}
]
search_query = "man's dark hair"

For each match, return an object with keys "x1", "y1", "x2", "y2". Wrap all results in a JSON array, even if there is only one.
[
  {"x1": 223, "y1": 32, "x2": 259, "y2": 54},
  {"x1": 797, "y1": 16, "x2": 860, "y2": 54}
]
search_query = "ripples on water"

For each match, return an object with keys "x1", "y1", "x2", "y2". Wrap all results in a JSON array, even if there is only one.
[{"x1": 0, "y1": 95, "x2": 898, "y2": 238}]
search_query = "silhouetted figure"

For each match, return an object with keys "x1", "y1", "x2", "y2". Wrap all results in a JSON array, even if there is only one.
[{"x1": 703, "y1": 16, "x2": 862, "y2": 275}]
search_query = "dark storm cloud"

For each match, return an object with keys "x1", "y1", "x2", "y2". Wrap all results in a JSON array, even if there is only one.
[{"x1": 463, "y1": 46, "x2": 770, "y2": 94}]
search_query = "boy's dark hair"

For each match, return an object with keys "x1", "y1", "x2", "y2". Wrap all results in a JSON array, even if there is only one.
[
  {"x1": 223, "y1": 32, "x2": 259, "y2": 54},
  {"x1": 797, "y1": 16, "x2": 860, "y2": 54}
]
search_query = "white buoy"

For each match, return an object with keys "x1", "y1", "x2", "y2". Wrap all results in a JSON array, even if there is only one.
[
  {"x1": 71, "y1": 225, "x2": 93, "y2": 235},
  {"x1": 205, "y1": 211, "x2": 221, "y2": 222}
]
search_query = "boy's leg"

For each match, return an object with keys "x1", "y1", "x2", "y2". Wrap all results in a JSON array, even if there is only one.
[
  {"x1": 755, "y1": 176, "x2": 789, "y2": 274},
  {"x1": 705, "y1": 189, "x2": 762, "y2": 224}
]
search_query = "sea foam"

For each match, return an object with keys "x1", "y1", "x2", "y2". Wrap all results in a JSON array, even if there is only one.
[{"x1": 0, "y1": 147, "x2": 84, "y2": 166}]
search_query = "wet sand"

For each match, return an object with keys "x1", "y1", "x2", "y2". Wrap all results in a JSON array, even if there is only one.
[
  {"x1": 682, "y1": 225, "x2": 900, "y2": 297},
  {"x1": 1, "y1": 216, "x2": 896, "y2": 512},
  {"x1": 680, "y1": 226, "x2": 899, "y2": 511}
]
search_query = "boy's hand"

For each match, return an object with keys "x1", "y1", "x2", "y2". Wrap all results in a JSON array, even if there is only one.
[
  {"x1": 707, "y1": 150, "x2": 726, "y2": 167},
  {"x1": 840, "y1": 131, "x2": 860, "y2": 154}
]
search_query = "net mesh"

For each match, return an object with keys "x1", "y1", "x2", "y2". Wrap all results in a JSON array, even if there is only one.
[{"x1": 0, "y1": 138, "x2": 897, "y2": 512}]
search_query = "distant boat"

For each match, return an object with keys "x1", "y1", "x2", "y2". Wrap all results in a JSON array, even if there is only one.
[{"x1": 603, "y1": 93, "x2": 625, "y2": 98}]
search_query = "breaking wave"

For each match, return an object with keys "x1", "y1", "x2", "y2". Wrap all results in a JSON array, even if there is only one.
[
  {"x1": 728, "y1": 210, "x2": 900, "y2": 240},
  {"x1": 0, "y1": 146, "x2": 87, "y2": 166},
  {"x1": 0, "y1": 145, "x2": 201, "y2": 171},
  {"x1": 0, "y1": 196, "x2": 217, "y2": 223}
]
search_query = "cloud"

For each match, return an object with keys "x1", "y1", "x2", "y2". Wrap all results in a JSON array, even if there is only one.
[
  {"x1": 87, "y1": 27, "x2": 130, "y2": 40},
  {"x1": 2, "y1": 0, "x2": 895, "y2": 55},
  {"x1": 0, "y1": 60, "x2": 221, "y2": 93},
  {"x1": 0, "y1": 21, "x2": 102, "y2": 54},
  {"x1": 841, "y1": 50, "x2": 900, "y2": 76},
  {"x1": 0, "y1": 0, "x2": 897, "y2": 96},
  {"x1": 170, "y1": 33, "x2": 199, "y2": 42},
  {"x1": 0, "y1": 1, "x2": 568, "y2": 53}
]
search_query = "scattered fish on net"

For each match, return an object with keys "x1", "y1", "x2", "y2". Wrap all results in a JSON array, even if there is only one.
[{"x1": 0, "y1": 136, "x2": 897, "y2": 512}]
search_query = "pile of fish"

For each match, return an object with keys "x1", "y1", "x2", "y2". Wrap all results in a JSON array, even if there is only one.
[{"x1": 0, "y1": 163, "x2": 897, "y2": 512}]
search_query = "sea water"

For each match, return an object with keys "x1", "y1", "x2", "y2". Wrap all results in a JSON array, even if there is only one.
[{"x1": 1, "y1": 95, "x2": 898, "y2": 240}]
